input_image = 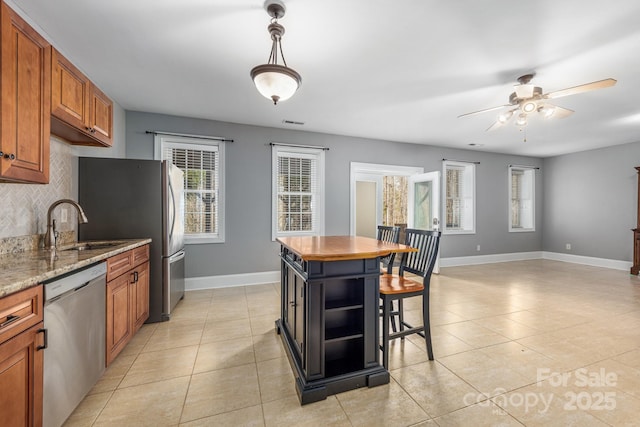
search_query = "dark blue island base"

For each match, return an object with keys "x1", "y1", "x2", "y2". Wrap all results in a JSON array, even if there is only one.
[{"x1": 276, "y1": 242, "x2": 391, "y2": 405}]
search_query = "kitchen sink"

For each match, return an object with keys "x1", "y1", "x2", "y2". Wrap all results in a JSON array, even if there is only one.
[{"x1": 59, "y1": 241, "x2": 126, "y2": 251}]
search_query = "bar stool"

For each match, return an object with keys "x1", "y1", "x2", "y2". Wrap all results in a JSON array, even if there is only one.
[
  {"x1": 376, "y1": 225, "x2": 400, "y2": 274},
  {"x1": 379, "y1": 228, "x2": 441, "y2": 369}
]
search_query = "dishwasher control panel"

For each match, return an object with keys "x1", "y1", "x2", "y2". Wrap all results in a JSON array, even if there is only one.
[{"x1": 43, "y1": 262, "x2": 107, "y2": 301}]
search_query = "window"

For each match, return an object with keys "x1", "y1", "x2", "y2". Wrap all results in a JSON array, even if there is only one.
[
  {"x1": 155, "y1": 135, "x2": 225, "y2": 244},
  {"x1": 272, "y1": 145, "x2": 325, "y2": 239},
  {"x1": 509, "y1": 166, "x2": 535, "y2": 232},
  {"x1": 382, "y1": 175, "x2": 408, "y2": 227},
  {"x1": 443, "y1": 160, "x2": 475, "y2": 234}
]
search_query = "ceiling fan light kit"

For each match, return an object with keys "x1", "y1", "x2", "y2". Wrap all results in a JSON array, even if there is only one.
[
  {"x1": 250, "y1": 0, "x2": 302, "y2": 105},
  {"x1": 459, "y1": 73, "x2": 617, "y2": 131},
  {"x1": 538, "y1": 105, "x2": 556, "y2": 118}
]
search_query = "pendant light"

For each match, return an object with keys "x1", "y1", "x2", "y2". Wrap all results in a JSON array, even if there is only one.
[{"x1": 250, "y1": 0, "x2": 301, "y2": 105}]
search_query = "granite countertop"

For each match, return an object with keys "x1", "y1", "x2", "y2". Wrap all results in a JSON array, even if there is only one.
[{"x1": 0, "y1": 239, "x2": 151, "y2": 298}]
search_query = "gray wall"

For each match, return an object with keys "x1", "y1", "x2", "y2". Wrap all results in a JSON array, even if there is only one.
[
  {"x1": 126, "y1": 111, "x2": 544, "y2": 278},
  {"x1": 542, "y1": 140, "x2": 640, "y2": 261}
]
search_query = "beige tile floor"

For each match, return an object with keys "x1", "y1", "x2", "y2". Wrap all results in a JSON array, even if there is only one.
[{"x1": 64, "y1": 260, "x2": 640, "y2": 426}]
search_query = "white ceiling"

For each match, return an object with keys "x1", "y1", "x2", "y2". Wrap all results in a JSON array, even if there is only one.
[{"x1": 11, "y1": 0, "x2": 640, "y2": 157}]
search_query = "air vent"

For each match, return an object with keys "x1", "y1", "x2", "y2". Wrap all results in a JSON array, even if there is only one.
[
  {"x1": 282, "y1": 120, "x2": 305, "y2": 126},
  {"x1": 468, "y1": 143, "x2": 484, "y2": 147}
]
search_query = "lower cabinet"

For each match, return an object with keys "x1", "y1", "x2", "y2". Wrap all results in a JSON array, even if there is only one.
[
  {"x1": 0, "y1": 285, "x2": 45, "y2": 427},
  {"x1": 106, "y1": 245, "x2": 150, "y2": 366}
]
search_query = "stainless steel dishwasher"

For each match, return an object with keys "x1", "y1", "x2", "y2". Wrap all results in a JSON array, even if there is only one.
[{"x1": 42, "y1": 262, "x2": 107, "y2": 427}]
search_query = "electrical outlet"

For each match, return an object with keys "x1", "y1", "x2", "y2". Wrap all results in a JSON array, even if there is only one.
[
  {"x1": 565, "y1": 243, "x2": 571, "y2": 250},
  {"x1": 476, "y1": 244, "x2": 481, "y2": 251},
  {"x1": 60, "y1": 208, "x2": 68, "y2": 223}
]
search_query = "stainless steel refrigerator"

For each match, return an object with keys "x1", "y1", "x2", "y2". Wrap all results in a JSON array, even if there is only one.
[{"x1": 78, "y1": 157, "x2": 185, "y2": 322}]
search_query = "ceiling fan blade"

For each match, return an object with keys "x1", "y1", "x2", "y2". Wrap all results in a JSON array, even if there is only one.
[
  {"x1": 543, "y1": 78, "x2": 617, "y2": 99},
  {"x1": 458, "y1": 104, "x2": 510, "y2": 118}
]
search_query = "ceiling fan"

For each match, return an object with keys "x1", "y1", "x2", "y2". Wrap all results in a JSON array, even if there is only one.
[{"x1": 458, "y1": 74, "x2": 617, "y2": 131}]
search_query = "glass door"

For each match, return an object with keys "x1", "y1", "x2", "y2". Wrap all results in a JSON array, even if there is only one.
[{"x1": 408, "y1": 171, "x2": 441, "y2": 272}]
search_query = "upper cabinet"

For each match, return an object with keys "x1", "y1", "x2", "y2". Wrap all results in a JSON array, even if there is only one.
[
  {"x1": 51, "y1": 48, "x2": 113, "y2": 147},
  {"x1": 0, "y1": 1, "x2": 51, "y2": 184}
]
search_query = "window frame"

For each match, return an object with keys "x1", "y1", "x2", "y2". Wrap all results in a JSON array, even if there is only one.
[
  {"x1": 442, "y1": 160, "x2": 475, "y2": 235},
  {"x1": 272, "y1": 144, "x2": 325, "y2": 240},
  {"x1": 155, "y1": 134, "x2": 225, "y2": 244},
  {"x1": 508, "y1": 166, "x2": 535, "y2": 232}
]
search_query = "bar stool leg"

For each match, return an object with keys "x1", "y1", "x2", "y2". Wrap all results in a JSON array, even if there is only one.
[{"x1": 422, "y1": 291, "x2": 434, "y2": 360}]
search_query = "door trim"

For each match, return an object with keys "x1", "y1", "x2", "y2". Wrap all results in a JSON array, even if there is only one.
[{"x1": 350, "y1": 162, "x2": 423, "y2": 236}]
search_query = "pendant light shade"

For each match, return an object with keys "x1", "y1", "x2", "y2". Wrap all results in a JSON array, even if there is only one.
[
  {"x1": 251, "y1": 1, "x2": 301, "y2": 105},
  {"x1": 251, "y1": 64, "x2": 301, "y2": 105}
]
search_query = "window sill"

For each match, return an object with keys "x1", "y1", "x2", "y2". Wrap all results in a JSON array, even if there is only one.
[
  {"x1": 185, "y1": 236, "x2": 225, "y2": 245},
  {"x1": 443, "y1": 229, "x2": 475, "y2": 235},
  {"x1": 509, "y1": 228, "x2": 535, "y2": 233}
]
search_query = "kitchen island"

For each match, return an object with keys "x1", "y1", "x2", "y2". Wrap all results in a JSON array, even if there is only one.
[{"x1": 275, "y1": 235, "x2": 416, "y2": 404}]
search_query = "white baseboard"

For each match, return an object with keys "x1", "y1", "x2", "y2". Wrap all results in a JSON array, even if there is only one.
[
  {"x1": 440, "y1": 251, "x2": 631, "y2": 271},
  {"x1": 439, "y1": 251, "x2": 543, "y2": 267},
  {"x1": 542, "y1": 251, "x2": 632, "y2": 271},
  {"x1": 185, "y1": 252, "x2": 632, "y2": 291},
  {"x1": 185, "y1": 271, "x2": 279, "y2": 290}
]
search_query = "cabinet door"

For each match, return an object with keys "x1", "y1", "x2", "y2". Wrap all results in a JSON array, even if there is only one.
[
  {"x1": 294, "y1": 276, "x2": 305, "y2": 353},
  {"x1": 132, "y1": 262, "x2": 150, "y2": 332},
  {"x1": 0, "y1": 2, "x2": 50, "y2": 184},
  {"x1": 88, "y1": 85, "x2": 113, "y2": 146},
  {"x1": 284, "y1": 267, "x2": 304, "y2": 358},
  {"x1": 0, "y1": 322, "x2": 44, "y2": 427},
  {"x1": 285, "y1": 267, "x2": 295, "y2": 333},
  {"x1": 51, "y1": 48, "x2": 88, "y2": 130},
  {"x1": 106, "y1": 274, "x2": 131, "y2": 366}
]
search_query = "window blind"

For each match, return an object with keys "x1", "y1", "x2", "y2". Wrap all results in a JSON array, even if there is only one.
[
  {"x1": 163, "y1": 142, "x2": 220, "y2": 236},
  {"x1": 446, "y1": 166, "x2": 464, "y2": 228},
  {"x1": 443, "y1": 161, "x2": 475, "y2": 233},
  {"x1": 276, "y1": 151, "x2": 317, "y2": 233}
]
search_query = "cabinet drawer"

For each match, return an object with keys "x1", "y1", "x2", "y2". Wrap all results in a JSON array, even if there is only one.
[
  {"x1": 0, "y1": 286, "x2": 43, "y2": 345},
  {"x1": 107, "y1": 251, "x2": 133, "y2": 281},
  {"x1": 132, "y1": 245, "x2": 149, "y2": 268}
]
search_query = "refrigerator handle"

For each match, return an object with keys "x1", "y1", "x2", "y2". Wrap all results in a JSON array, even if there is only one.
[{"x1": 168, "y1": 174, "x2": 176, "y2": 242}]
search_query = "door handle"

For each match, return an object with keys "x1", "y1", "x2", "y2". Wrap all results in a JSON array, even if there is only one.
[{"x1": 37, "y1": 328, "x2": 48, "y2": 350}]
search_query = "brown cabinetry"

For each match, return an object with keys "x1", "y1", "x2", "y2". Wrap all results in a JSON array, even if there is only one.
[
  {"x1": 106, "y1": 245, "x2": 149, "y2": 365},
  {"x1": 0, "y1": 285, "x2": 45, "y2": 426},
  {"x1": 51, "y1": 48, "x2": 113, "y2": 147},
  {"x1": 0, "y1": 1, "x2": 51, "y2": 184}
]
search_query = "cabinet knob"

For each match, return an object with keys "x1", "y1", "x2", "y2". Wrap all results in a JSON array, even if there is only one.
[{"x1": 4, "y1": 153, "x2": 15, "y2": 160}]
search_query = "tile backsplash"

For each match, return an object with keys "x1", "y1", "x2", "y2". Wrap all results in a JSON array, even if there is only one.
[{"x1": 0, "y1": 138, "x2": 75, "y2": 241}]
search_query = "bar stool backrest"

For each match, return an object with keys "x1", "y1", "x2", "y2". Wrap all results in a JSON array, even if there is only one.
[
  {"x1": 377, "y1": 225, "x2": 400, "y2": 274},
  {"x1": 399, "y1": 228, "x2": 441, "y2": 282}
]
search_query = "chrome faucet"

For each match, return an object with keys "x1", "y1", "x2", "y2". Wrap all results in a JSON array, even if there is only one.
[{"x1": 44, "y1": 199, "x2": 89, "y2": 249}]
